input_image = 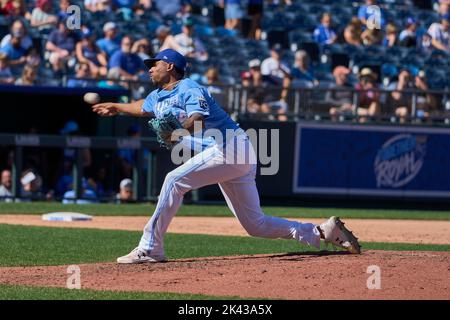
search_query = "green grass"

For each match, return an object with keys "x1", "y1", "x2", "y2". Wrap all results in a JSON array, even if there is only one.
[
  {"x1": 0, "y1": 224, "x2": 449, "y2": 267},
  {"x1": 1, "y1": 202, "x2": 449, "y2": 220},
  {"x1": 0, "y1": 285, "x2": 240, "y2": 300}
]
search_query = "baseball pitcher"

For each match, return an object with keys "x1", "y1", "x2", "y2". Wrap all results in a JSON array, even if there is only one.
[{"x1": 92, "y1": 49, "x2": 360, "y2": 264}]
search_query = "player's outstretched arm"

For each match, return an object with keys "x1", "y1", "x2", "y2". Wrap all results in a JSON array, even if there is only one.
[{"x1": 91, "y1": 99, "x2": 152, "y2": 117}]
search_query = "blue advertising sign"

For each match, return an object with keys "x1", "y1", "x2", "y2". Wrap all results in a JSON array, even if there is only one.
[{"x1": 293, "y1": 123, "x2": 450, "y2": 198}]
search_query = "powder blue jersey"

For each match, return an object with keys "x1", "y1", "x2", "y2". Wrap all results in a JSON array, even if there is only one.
[{"x1": 142, "y1": 78, "x2": 241, "y2": 150}]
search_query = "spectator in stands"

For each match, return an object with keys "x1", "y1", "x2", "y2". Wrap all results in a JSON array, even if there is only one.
[
  {"x1": 0, "y1": 53, "x2": 15, "y2": 84},
  {"x1": 420, "y1": 31, "x2": 434, "y2": 52},
  {"x1": 67, "y1": 62, "x2": 96, "y2": 87},
  {"x1": 342, "y1": 18, "x2": 363, "y2": 46},
  {"x1": 390, "y1": 69, "x2": 436, "y2": 122},
  {"x1": 260, "y1": 44, "x2": 291, "y2": 115},
  {"x1": 115, "y1": 178, "x2": 134, "y2": 203},
  {"x1": 290, "y1": 50, "x2": 318, "y2": 88},
  {"x1": 172, "y1": 18, "x2": 208, "y2": 61},
  {"x1": 436, "y1": 0, "x2": 449, "y2": 15},
  {"x1": 131, "y1": 38, "x2": 153, "y2": 61},
  {"x1": 241, "y1": 60, "x2": 265, "y2": 114},
  {"x1": 45, "y1": 19, "x2": 80, "y2": 73},
  {"x1": 354, "y1": 67, "x2": 380, "y2": 121},
  {"x1": 399, "y1": 17, "x2": 418, "y2": 47},
  {"x1": 153, "y1": 25, "x2": 174, "y2": 53},
  {"x1": 357, "y1": 0, "x2": 385, "y2": 29},
  {"x1": 0, "y1": 34, "x2": 27, "y2": 68},
  {"x1": 153, "y1": 0, "x2": 181, "y2": 19},
  {"x1": 327, "y1": 66, "x2": 354, "y2": 120},
  {"x1": 0, "y1": 169, "x2": 13, "y2": 202},
  {"x1": 114, "y1": 0, "x2": 149, "y2": 16},
  {"x1": 15, "y1": 63, "x2": 38, "y2": 85},
  {"x1": 111, "y1": 0, "x2": 137, "y2": 11},
  {"x1": 96, "y1": 22, "x2": 120, "y2": 59},
  {"x1": 313, "y1": 13, "x2": 337, "y2": 45},
  {"x1": 62, "y1": 178, "x2": 98, "y2": 204},
  {"x1": 247, "y1": 0, "x2": 263, "y2": 40},
  {"x1": 30, "y1": 0, "x2": 58, "y2": 33},
  {"x1": 26, "y1": 47, "x2": 41, "y2": 67},
  {"x1": 1, "y1": 0, "x2": 26, "y2": 17},
  {"x1": 361, "y1": 27, "x2": 382, "y2": 45},
  {"x1": 75, "y1": 31, "x2": 108, "y2": 78},
  {"x1": 97, "y1": 68, "x2": 127, "y2": 89},
  {"x1": 19, "y1": 169, "x2": 43, "y2": 201},
  {"x1": 202, "y1": 67, "x2": 223, "y2": 95},
  {"x1": 260, "y1": 45, "x2": 290, "y2": 121},
  {"x1": 382, "y1": 22, "x2": 398, "y2": 47},
  {"x1": 177, "y1": 0, "x2": 192, "y2": 20},
  {"x1": 85, "y1": 0, "x2": 111, "y2": 12},
  {"x1": 224, "y1": 0, "x2": 243, "y2": 31},
  {"x1": 108, "y1": 35, "x2": 145, "y2": 81},
  {"x1": 261, "y1": 44, "x2": 290, "y2": 87},
  {"x1": 57, "y1": 0, "x2": 72, "y2": 20},
  {"x1": 428, "y1": 13, "x2": 449, "y2": 51},
  {"x1": 1, "y1": 20, "x2": 33, "y2": 52}
]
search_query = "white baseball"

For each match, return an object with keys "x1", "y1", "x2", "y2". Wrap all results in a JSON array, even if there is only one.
[{"x1": 83, "y1": 92, "x2": 100, "y2": 104}]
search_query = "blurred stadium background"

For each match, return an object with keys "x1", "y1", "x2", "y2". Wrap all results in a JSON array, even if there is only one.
[{"x1": 0, "y1": 0, "x2": 449, "y2": 207}]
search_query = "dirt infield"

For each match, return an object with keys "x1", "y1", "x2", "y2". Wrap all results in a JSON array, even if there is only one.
[
  {"x1": 1, "y1": 215, "x2": 449, "y2": 299},
  {"x1": 1, "y1": 250, "x2": 449, "y2": 299},
  {"x1": 0, "y1": 214, "x2": 449, "y2": 244}
]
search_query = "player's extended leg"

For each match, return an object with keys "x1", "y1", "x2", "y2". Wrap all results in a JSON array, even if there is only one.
[
  {"x1": 127, "y1": 145, "x2": 252, "y2": 261},
  {"x1": 218, "y1": 165, "x2": 321, "y2": 249}
]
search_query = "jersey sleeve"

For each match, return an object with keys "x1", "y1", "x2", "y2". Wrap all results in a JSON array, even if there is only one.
[
  {"x1": 183, "y1": 87, "x2": 211, "y2": 117},
  {"x1": 141, "y1": 92, "x2": 156, "y2": 114}
]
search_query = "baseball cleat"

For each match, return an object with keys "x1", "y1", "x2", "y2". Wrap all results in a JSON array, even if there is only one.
[
  {"x1": 319, "y1": 216, "x2": 361, "y2": 254},
  {"x1": 117, "y1": 247, "x2": 166, "y2": 264}
]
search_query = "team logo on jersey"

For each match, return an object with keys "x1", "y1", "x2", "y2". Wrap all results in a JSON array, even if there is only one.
[
  {"x1": 155, "y1": 96, "x2": 181, "y2": 116},
  {"x1": 198, "y1": 97, "x2": 208, "y2": 111},
  {"x1": 374, "y1": 134, "x2": 427, "y2": 188}
]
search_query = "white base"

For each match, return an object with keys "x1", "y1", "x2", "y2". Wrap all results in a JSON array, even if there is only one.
[{"x1": 42, "y1": 212, "x2": 93, "y2": 222}]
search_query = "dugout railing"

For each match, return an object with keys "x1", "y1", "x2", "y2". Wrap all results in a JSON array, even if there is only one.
[{"x1": 0, "y1": 134, "x2": 161, "y2": 203}]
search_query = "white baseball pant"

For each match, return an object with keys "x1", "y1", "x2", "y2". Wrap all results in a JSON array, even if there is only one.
[{"x1": 138, "y1": 134, "x2": 321, "y2": 256}]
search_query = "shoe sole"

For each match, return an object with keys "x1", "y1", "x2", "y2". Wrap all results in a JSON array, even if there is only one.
[
  {"x1": 117, "y1": 257, "x2": 167, "y2": 264},
  {"x1": 333, "y1": 216, "x2": 361, "y2": 254}
]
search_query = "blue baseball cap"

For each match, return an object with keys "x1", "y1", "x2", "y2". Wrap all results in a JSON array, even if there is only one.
[
  {"x1": 144, "y1": 49, "x2": 187, "y2": 72},
  {"x1": 406, "y1": 17, "x2": 416, "y2": 26}
]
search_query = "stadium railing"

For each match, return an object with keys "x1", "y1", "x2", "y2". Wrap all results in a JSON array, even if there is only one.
[{"x1": 57, "y1": 76, "x2": 450, "y2": 125}]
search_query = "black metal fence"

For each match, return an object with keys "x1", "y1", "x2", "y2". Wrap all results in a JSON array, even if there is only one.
[{"x1": 58, "y1": 77, "x2": 450, "y2": 124}]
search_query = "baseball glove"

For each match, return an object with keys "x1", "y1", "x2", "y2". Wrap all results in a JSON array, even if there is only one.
[{"x1": 148, "y1": 112, "x2": 184, "y2": 149}]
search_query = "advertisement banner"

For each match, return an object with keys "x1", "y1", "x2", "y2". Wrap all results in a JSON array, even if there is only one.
[{"x1": 293, "y1": 123, "x2": 450, "y2": 198}]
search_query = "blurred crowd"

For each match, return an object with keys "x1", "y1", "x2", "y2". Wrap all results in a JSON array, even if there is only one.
[
  {"x1": 0, "y1": 0, "x2": 449, "y2": 121},
  {"x1": 0, "y1": 120, "x2": 145, "y2": 203}
]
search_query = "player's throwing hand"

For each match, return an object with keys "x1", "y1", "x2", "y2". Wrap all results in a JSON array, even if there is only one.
[{"x1": 91, "y1": 103, "x2": 120, "y2": 116}]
